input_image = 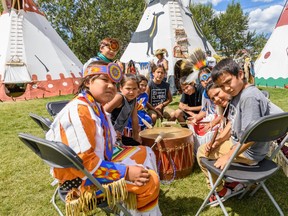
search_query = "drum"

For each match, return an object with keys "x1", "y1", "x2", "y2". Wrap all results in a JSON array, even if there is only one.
[{"x1": 139, "y1": 127, "x2": 194, "y2": 180}]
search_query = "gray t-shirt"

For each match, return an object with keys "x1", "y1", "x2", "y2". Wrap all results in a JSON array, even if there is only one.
[{"x1": 228, "y1": 85, "x2": 283, "y2": 162}]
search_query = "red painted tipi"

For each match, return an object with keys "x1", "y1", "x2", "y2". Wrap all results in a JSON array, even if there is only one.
[{"x1": 0, "y1": 0, "x2": 83, "y2": 101}]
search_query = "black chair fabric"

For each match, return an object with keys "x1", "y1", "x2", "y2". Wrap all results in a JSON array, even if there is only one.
[
  {"x1": 46, "y1": 100, "x2": 69, "y2": 117},
  {"x1": 29, "y1": 113, "x2": 51, "y2": 133},
  {"x1": 18, "y1": 133, "x2": 131, "y2": 216}
]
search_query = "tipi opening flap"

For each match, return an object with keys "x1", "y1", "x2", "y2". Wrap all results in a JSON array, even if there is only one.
[{"x1": 4, "y1": 65, "x2": 31, "y2": 83}]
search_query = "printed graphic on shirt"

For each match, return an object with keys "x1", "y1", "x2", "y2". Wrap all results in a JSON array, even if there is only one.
[
  {"x1": 228, "y1": 103, "x2": 238, "y2": 142},
  {"x1": 151, "y1": 89, "x2": 166, "y2": 106}
]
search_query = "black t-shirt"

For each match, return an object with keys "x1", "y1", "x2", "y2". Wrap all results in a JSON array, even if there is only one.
[
  {"x1": 180, "y1": 84, "x2": 203, "y2": 110},
  {"x1": 148, "y1": 80, "x2": 170, "y2": 107}
]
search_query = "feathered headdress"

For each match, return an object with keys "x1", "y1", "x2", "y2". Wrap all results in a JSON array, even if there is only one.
[
  {"x1": 179, "y1": 48, "x2": 208, "y2": 84},
  {"x1": 189, "y1": 48, "x2": 207, "y2": 71}
]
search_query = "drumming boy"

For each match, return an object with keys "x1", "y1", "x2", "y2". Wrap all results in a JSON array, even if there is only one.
[
  {"x1": 170, "y1": 76, "x2": 203, "y2": 125},
  {"x1": 197, "y1": 58, "x2": 283, "y2": 205}
]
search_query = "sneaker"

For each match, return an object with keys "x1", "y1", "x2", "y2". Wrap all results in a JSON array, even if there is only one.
[
  {"x1": 224, "y1": 181, "x2": 245, "y2": 193},
  {"x1": 208, "y1": 187, "x2": 232, "y2": 207}
]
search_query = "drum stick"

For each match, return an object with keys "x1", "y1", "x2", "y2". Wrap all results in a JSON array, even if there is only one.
[
  {"x1": 138, "y1": 114, "x2": 153, "y2": 129},
  {"x1": 151, "y1": 132, "x2": 165, "y2": 149},
  {"x1": 161, "y1": 121, "x2": 188, "y2": 126},
  {"x1": 205, "y1": 128, "x2": 219, "y2": 157}
]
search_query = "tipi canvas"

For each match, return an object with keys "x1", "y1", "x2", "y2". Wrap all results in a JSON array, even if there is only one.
[
  {"x1": 0, "y1": 0, "x2": 83, "y2": 101},
  {"x1": 254, "y1": 1, "x2": 288, "y2": 88},
  {"x1": 121, "y1": 0, "x2": 215, "y2": 82}
]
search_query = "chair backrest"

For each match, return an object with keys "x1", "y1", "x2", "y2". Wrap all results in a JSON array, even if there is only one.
[
  {"x1": 46, "y1": 100, "x2": 69, "y2": 117},
  {"x1": 18, "y1": 133, "x2": 83, "y2": 169},
  {"x1": 261, "y1": 90, "x2": 270, "y2": 99},
  {"x1": 18, "y1": 133, "x2": 131, "y2": 215},
  {"x1": 240, "y1": 112, "x2": 288, "y2": 144},
  {"x1": 29, "y1": 113, "x2": 52, "y2": 133}
]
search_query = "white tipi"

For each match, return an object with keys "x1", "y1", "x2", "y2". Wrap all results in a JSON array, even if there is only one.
[
  {"x1": 121, "y1": 0, "x2": 215, "y2": 87},
  {"x1": 255, "y1": 1, "x2": 288, "y2": 88},
  {"x1": 0, "y1": 0, "x2": 83, "y2": 101}
]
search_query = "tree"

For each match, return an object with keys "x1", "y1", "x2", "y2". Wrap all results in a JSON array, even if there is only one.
[
  {"x1": 251, "y1": 33, "x2": 268, "y2": 59},
  {"x1": 190, "y1": 1, "x2": 265, "y2": 58},
  {"x1": 190, "y1": 3, "x2": 217, "y2": 49},
  {"x1": 215, "y1": 1, "x2": 250, "y2": 56},
  {"x1": 37, "y1": 0, "x2": 145, "y2": 63}
]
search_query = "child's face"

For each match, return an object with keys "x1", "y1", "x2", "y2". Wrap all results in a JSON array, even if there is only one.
[
  {"x1": 199, "y1": 72, "x2": 211, "y2": 88},
  {"x1": 153, "y1": 68, "x2": 165, "y2": 82},
  {"x1": 181, "y1": 84, "x2": 195, "y2": 95},
  {"x1": 120, "y1": 80, "x2": 139, "y2": 101},
  {"x1": 207, "y1": 87, "x2": 231, "y2": 108},
  {"x1": 100, "y1": 45, "x2": 118, "y2": 60},
  {"x1": 87, "y1": 75, "x2": 117, "y2": 104},
  {"x1": 139, "y1": 80, "x2": 148, "y2": 94},
  {"x1": 156, "y1": 54, "x2": 162, "y2": 60},
  {"x1": 215, "y1": 71, "x2": 244, "y2": 97}
]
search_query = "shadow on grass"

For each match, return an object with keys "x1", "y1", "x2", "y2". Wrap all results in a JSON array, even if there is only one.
[
  {"x1": 158, "y1": 165, "x2": 288, "y2": 216},
  {"x1": 159, "y1": 191, "x2": 204, "y2": 215}
]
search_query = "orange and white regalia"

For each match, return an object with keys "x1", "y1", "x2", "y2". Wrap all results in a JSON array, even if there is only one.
[{"x1": 46, "y1": 92, "x2": 161, "y2": 215}]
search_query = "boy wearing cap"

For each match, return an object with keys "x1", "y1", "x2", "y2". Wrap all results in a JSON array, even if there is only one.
[{"x1": 155, "y1": 48, "x2": 178, "y2": 95}]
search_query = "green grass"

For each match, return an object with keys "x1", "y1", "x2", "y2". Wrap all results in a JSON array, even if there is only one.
[{"x1": 0, "y1": 88, "x2": 287, "y2": 215}]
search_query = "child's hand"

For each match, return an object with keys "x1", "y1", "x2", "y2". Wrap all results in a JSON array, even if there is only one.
[
  {"x1": 205, "y1": 140, "x2": 220, "y2": 153},
  {"x1": 203, "y1": 123, "x2": 212, "y2": 132},
  {"x1": 214, "y1": 154, "x2": 230, "y2": 170},
  {"x1": 116, "y1": 131, "x2": 122, "y2": 140},
  {"x1": 134, "y1": 135, "x2": 142, "y2": 144},
  {"x1": 155, "y1": 109, "x2": 163, "y2": 118},
  {"x1": 186, "y1": 111, "x2": 196, "y2": 118},
  {"x1": 187, "y1": 117, "x2": 198, "y2": 125},
  {"x1": 125, "y1": 166, "x2": 150, "y2": 186},
  {"x1": 155, "y1": 104, "x2": 163, "y2": 110}
]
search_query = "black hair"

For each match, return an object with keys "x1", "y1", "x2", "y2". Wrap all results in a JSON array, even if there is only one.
[
  {"x1": 152, "y1": 64, "x2": 166, "y2": 73},
  {"x1": 137, "y1": 74, "x2": 148, "y2": 83},
  {"x1": 211, "y1": 58, "x2": 241, "y2": 82},
  {"x1": 120, "y1": 73, "x2": 139, "y2": 88},
  {"x1": 205, "y1": 80, "x2": 218, "y2": 94}
]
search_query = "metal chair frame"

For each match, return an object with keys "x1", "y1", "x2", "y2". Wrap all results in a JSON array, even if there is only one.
[
  {"x1": 18, "y1": 133, "x2": 132, "y2": 216},
  {"x1": 196, "y1": 112, "x2": 288, "y2": 216}
]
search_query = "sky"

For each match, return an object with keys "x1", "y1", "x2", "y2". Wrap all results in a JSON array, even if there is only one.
[{"x1": 192, "y1": 0, "x2": 287, "y2": 35}]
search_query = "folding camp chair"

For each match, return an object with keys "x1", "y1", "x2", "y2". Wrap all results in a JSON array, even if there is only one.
[
  {"x1": 29, "y1": 113, "x2": 51, "y2": 133},
  {"x1": 46, "y1": 100, "x2": 69, "y2": 117},
  {"x1": 18, "y1": 133, "x2": 132, "y2": 216},
  {"x1": 196, "y1": 112, "x2": 288, "y2": 216}
]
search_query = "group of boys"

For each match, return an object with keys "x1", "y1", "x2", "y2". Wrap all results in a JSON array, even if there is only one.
[{"x1": 84, "y1": 38, "x2": 283, "y2": 206}]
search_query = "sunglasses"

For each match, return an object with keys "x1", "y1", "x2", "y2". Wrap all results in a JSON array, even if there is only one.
[
  {"x1": 200, "y1": 73, "x2": 211, "y2": 82},
  {"x1": 102, "y1": 40, "x2": 120, "y2": 52}
]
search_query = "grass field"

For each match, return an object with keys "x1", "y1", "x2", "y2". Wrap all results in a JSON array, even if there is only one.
[{"x1": 0, "y1": 87, "x2": 287, "y2": 216}]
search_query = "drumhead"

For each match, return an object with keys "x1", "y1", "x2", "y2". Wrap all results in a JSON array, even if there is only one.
[{"x1": 139, "y1": 127, "x2": 192, "y2": 140}]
